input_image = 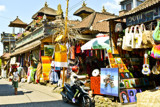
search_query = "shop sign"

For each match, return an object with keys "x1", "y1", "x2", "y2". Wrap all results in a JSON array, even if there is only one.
[{"x1": 126, "y1": 7, "x2": 160, "y2": 26}]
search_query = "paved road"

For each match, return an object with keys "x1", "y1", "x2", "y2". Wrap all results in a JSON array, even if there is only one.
[{"x1": 0, "y1": 78, "x2": 77, "y2": 107}]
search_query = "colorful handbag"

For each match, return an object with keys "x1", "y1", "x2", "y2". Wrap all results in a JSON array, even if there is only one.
[{"x1": 153, "y1": 21, "x2": 160, "y2": 43}]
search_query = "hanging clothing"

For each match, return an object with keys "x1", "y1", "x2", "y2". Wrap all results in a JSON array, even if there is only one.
[
  {"x1": 35, "y1": 62, "x2": 42, "y2": 83},
  {"x1": 76, "y1": 44, "x2": 81, "y2": 54},
  {"x1": 49, "y1": 68, "x2": 59, "y2": 83},
  {"x1": 70, "y1": 46, "x2": 75, "y2": 59}
]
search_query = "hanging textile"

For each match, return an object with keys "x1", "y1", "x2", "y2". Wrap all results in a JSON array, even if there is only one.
[
  {"x1": 41, "y1": 56, "x2": 52, "y2": 81},
  {"x1": 70, "y1": 46, "x2": 75, "y2": 59},
  {"x1": 49, "y1": 68, "x2": 59, "y2": 83},
  {"x1": 35, "y1": 62, "x2": 42, "y2": 83},
  {"x1": 54, "y1": 43, "x2": 68, "y2": 67},
  {"x1": 30, "y1": 66, "x2": 37, "y2": 82},
  {"x1": 76, "y1": 44, "x2": 81, "y2": 54},
  {"x1": 32, "y1": 49, "x2": 40, "y2": 62}
]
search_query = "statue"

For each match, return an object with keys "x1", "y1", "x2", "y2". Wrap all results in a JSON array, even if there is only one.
[
  {"x1": 82, "y1": 1, "x2": 86, "y2": 7},
  {"x1": 102, "y1": 6, "x2": 106, "y2": 13},
  {"x1": 44, "y1": 2, "x2": 48, "y2": 7},
  {"x1": 57, "y1": 4, "x2": 63, "y2": 15}
]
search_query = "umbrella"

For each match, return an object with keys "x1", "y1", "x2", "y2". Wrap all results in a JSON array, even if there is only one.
[{"x1": 81, "y1": 37, "x2": 110, "y2": 50}]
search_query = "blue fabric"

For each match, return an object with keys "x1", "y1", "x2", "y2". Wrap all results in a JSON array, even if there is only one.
[
  {"x1": 50, "y1": 69, "x2": 59, "y2": 83},
  {"x1": 55, "y1": 67, "x2": 60, "y2": 71}
]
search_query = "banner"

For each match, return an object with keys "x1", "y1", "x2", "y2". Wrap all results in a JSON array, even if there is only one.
[{"x1": 100, "y1": 68, "x2": 119, "y2": 97}]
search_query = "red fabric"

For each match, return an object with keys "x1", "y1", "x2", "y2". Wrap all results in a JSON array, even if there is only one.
[
  {"x1": 76, "y1": 45, "x2": 81, "y2": 53},
  {"x1": 90, "y1": 77, "x2": 102, "y2": 95}
]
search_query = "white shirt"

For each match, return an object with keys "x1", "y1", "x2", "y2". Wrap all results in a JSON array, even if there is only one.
[
  {"x1": 70, "y1": 72, "x2": 87, "y2": 86},
  {"x1": 13, "y1": 71, "x2": 19, "y2": 82}
]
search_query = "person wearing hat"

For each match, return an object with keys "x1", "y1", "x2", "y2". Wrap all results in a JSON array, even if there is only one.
[{"x1": 49, "y1": 61, "x2": 59, "y2": 84}]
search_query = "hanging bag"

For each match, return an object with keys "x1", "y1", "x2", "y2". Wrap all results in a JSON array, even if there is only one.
[
  {"x1": 153, "y1": 21, "x2": 160, "y2": 43},
  {"x1": 141, "y1": 23, "x2": 154, "y2": 48},
  {"x1": 126, "y1": 26, "x2": 134, "y2": 47},
  {"x1": 132, "y1": 25, "x2": 142, "y2": 49},
  {"x1": 122, "y1": 28, "x2": 132, "y2": 51}
]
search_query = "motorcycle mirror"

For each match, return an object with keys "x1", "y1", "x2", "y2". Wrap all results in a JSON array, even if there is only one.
[{"x1": 73, "y1": 76, "x2": 78, "y2": 79}]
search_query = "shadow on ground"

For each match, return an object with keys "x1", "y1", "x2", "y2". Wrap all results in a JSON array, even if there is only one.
[
  {"x1": 0, "y1": 84, "x2": 32, "y2": 96},
  {"x1": 0, "y1": 100, "x2": 78, "y2": 107}
]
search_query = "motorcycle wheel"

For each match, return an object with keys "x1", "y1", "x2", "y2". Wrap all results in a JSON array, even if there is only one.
[
  {"x1": 81, "y1": 95, "x2": 92, "y2": 107},
  {"x1": 62, "y1": 90, "x2": 68, "y2": 103}
]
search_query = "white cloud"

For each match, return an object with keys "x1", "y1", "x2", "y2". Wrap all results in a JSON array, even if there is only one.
[
  {"x1": 0, "y1": 5, "x2": 5, "y2": 11},
  {"x1": 114, "y1": 0, "x2": 123, "y2": 5},
  {"x1": 103, "y1": 0, "x2": 121, "y2": 15}
]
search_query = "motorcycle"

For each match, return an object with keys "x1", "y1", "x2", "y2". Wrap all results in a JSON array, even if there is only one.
[{"x1": 61, "y1": 77, "x2": 93, "y2": 107}]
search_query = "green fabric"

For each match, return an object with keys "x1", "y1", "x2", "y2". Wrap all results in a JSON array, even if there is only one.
[
  {"x1": 30, "y1": 67, "x2": 37, "y2": 81},
  {"x1": 12, "y1": 80, "x2": 18, "y2": 88}
]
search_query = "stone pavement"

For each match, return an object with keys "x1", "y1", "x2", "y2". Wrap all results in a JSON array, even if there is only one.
[
  {"x1": 0, "y1": 77, "x2": 137, "y2": 107},
  {"x1": 0, "y1": 78, "x2": 77, "y2": 107}
]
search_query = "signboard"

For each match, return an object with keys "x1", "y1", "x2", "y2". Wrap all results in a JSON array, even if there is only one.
[
  {"x1": 126, "y1": 7, "x2": 160, "y2": 26},
  {"x1": 100, "y1": 68, "x2": 119, "y2": 97}
]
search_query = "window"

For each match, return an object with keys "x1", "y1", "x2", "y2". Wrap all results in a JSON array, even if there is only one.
[{"x1": 126, "y1": 3, "x2": 131, "y2": 11}]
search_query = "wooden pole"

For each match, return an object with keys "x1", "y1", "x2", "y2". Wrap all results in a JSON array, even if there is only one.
[{"x1": 62, "y1": 0, "x2": 69, "y2": 87}]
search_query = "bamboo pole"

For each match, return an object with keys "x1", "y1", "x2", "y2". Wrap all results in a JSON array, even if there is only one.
[{"x1": 62, "y1": 0, "x2": 69, "y2": 87}]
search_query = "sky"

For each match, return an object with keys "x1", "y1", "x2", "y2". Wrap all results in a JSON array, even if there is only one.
[{"x1": 0, "y1": 0, "x2": 122, "y2": 55}]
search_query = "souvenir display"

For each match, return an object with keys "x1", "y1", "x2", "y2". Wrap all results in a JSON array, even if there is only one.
[
  {"x1": 142, "y1": 51, "x2": 151, "y2": 75},
  {"x1": 132, "y1": 25, "x2": 142, "y2": 49},
  {"x1": 151, "y1": 44, "x2": 160, "y2": 59},
  {"x1": 92, "y1": 69, "x2": 100, "y2": 77},
  {"x1": 153, "y1": 21, "x2": 160, "y2": 43},
  {"x1": 119, "y1": 90, "x2": 130, "y2": 104},
  {"x1": 122, "y1": 27, "x2": 132, "y2": 51},
  {"x1": 124, "y1": 79, "x2": 131, "y2": 88},
  {"x1": 115, "y1": 23, "x2": 126, "y2": 33},
  {"x1": 140, "y1": 24, "x2": 154, "y2": 47},
  {"x1": 100, "y1": 68, "x2": 119, "y2": 97},
  {"x1": 127, "y1": 89, "x2": 137, "y2": 103}
]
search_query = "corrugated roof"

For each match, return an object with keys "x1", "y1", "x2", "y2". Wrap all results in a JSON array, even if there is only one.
[
  {"x1": 32, "y1": 2, "x2": 57, "y2": 19},
  {"x1": 73, "y1": 12, "x2": 117, "y2": 32},
  {"x1": 9, "y1": 16, "x2": 28, "y2": 28},
  {"x1": 124, "y1": 0, "x2": 160, "y2": 16}
]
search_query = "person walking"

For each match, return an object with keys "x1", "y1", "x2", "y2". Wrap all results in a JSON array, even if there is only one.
[{"x1": 12, "y1": 68, "x2": 19, "y2": 95}]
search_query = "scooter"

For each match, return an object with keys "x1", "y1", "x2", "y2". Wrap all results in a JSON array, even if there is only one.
[{"x1": 61, "y1": 77, "x2": 93, "y2": 107}]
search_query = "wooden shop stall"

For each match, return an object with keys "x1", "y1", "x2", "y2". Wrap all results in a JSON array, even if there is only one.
[{"x1": 106, "y1": 0, "x2": 160, "y2": 106}]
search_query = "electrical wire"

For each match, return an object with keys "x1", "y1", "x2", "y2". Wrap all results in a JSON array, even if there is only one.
[
  {"x1": 0, "y1": 15, "x2": 12, "y2": 20},
  {"x1": 69, "y1": 0, "x2": 87, "y2": 12}
]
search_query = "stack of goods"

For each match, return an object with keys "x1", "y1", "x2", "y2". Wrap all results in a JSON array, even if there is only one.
[{"x1": 137, "y1": 90, "x2": 160, "y2": 107}]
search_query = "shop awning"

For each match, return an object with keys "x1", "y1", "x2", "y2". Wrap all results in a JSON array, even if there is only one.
[{"x1": 11, "y1": 40, "x2": 41, "y2": 56}]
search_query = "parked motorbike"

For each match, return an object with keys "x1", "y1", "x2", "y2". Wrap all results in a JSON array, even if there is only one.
[{"x1": 61, "y1": 77, "x2": 93, "y2": 107}]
